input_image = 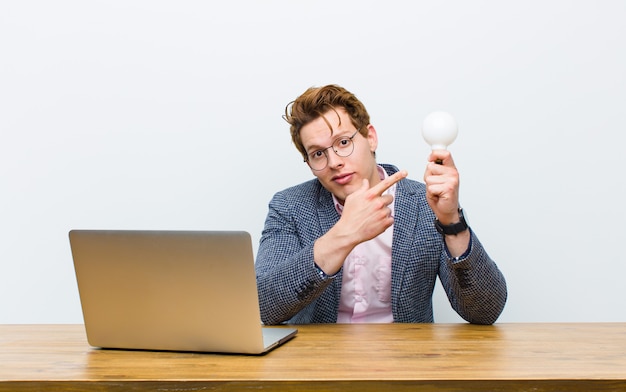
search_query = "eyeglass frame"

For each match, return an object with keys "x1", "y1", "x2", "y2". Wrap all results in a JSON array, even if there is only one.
[{"x1": 304, "y1": 129, "x2": 360, "y2": 171}]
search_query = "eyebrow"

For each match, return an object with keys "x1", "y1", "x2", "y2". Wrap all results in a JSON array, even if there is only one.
[{"x1": 305, "y1": 131, "x2": 355, "y2": 153}]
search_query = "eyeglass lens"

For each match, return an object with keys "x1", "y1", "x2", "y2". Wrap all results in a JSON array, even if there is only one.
[{"x1": 308, "y1": 134, "x2": 356, "y2": 170}]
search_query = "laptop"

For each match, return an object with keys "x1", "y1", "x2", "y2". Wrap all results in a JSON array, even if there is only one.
[{"x1": 69, "y1": 230, "x2": 297, "y2": 355}]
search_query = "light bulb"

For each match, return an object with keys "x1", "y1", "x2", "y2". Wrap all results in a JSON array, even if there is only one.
[{"x1": 422, "y1": 111, "x2": 458, "y2": 150}]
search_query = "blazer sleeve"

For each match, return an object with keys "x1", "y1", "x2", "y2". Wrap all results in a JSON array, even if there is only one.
[
  {"x1": 438, "y1": 229, "x2": 508, "y2": 325},
  {"x1": 255, "y1": 190, "x2": 335, "y2": 325}
]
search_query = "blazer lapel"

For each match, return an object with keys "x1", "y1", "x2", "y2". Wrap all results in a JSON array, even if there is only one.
[
  {"x1": 316, "y1": 187, "x2": 339, "y2": 236},
  {"x1": 390, "y1": 179, "x2": 421, "y2": 307}
]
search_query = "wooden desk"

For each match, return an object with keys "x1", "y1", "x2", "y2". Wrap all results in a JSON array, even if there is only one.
[{"x1": 1, "y1": 323, "x2": 625, "y2": 391}]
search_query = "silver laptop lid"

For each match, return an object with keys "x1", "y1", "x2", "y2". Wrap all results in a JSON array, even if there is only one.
[{"x1": 69, "y1": 230, "x2": 294, "y2": 354}]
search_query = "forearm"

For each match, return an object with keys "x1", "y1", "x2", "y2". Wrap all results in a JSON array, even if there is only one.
[
  {"x1": 313, "y1": 225, "x2": 358, "y2": 275},
  {"x1": 436, "y1": 207, "x2": 471, "y2": 258},
  {"x1": 443, "y1": 229, "x2": 471, "y2": 258}
]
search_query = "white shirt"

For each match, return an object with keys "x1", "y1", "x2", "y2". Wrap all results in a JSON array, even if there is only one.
[{"x1": 335, "y1": 166, "x2": 396, "y2": 323}]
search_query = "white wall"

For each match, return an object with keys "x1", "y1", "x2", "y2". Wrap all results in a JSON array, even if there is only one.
[{"x1": 1, "y1": 0, "x2": 625, "y2": 323}]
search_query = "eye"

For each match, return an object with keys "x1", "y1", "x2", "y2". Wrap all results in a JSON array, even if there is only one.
[
  {"x1": 310, "y1": 150, "x2": 324, "y2": 160},
  {"x1": 337, "y1": 138, "x2": 351, "y2": 147}
]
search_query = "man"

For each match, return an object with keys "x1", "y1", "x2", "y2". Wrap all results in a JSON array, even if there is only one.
[{"x1": 255, "y1": 84, "x2": 506, "y2": 325}]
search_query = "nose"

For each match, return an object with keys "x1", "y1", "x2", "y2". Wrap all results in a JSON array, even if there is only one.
[{"x1": 326, "y1": 149, "x2": 344, "y2": 169}]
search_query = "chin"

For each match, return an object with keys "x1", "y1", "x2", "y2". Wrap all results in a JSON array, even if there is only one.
[
  {"x1": 320, "y1": 179, "x2": 357, "y2": 204},
  {"x1": 331, "y1": 187, "x2": 355, "y2": 205}
]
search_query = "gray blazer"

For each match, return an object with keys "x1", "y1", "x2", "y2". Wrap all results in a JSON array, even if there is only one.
[{"x1": 255, "y1": 164, "x2": 507, "y2": 325}]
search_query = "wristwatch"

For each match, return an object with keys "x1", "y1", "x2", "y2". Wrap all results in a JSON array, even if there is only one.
[{"x1": 434, "y1": 208, "x2": 469, "y2": 235}]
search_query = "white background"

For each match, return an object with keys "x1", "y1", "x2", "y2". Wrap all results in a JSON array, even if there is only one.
[{"x1": 1, "y1": 1, "x2": 625, "y2": 323}]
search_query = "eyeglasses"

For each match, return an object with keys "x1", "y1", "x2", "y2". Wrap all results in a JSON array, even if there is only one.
[{"x1": 305, "y1": 130, "x2": 359, "y2": 171}]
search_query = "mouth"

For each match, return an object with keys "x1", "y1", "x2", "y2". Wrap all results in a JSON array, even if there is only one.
[{"x1": 332, "y1": 172, "x2": 354, "y2": 185}]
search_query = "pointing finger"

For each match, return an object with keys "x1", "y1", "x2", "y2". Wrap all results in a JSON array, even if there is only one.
[{"x1": 369, "y1": 170, "x2": 408, "y2": 196}]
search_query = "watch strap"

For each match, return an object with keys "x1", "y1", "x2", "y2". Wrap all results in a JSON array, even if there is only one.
[{"x1": 434, "y1": 208, "x2": 469, "y2": 235}]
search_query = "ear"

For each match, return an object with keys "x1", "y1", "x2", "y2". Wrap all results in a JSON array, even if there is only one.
[{"x1": 365, "y1": 124, "x2": 378, "y2": 153}]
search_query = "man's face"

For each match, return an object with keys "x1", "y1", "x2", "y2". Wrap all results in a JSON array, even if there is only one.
[{"x1": 299, "y1": 108, "x2": 379, "y2": 204}]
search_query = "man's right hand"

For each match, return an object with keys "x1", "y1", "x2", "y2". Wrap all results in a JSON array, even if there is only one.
[{"x1": 313, "y1": 170, "x2": 407, "y2": 275}]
